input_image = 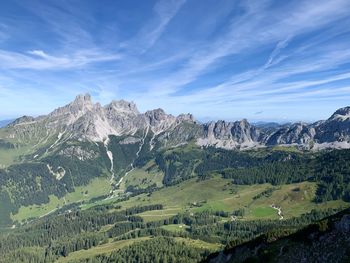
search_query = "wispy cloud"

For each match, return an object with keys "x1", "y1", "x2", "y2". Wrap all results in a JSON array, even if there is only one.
[
  {"x1": 0, "y1": 0, "x2": 350, "y2": 121},
  {"x1": 143, "y1": 0, "x2": 186, "y2": 50},
  {"x1": 0, "y1": 49, "x2": 120, "y2": 70},
  {"x1": 121, "y1": 0, "x2": 187, "y2": 53},
  {"x1": 142, "y1": 0, "x2": 350, "y2": 96}
]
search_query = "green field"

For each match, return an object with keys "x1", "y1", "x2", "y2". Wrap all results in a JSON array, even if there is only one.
[
  {"x1": 11, "y1": 170, "x2": 350, "y2": 224},
  {"x1": 0, "y1": 128, "x2": 55, "y2": 167},
  {"x1": 12, "y1": 177, "x2": 111, "y2": 222},
  {"x1": 117, "y1": 176, "x2": 348, "y2": 221},
  {"x1": 56, "y1": 237, "x2": 151, "y2": 263},
  {"x1": 55, "y1": 236, "x2": 222, "y2": 263},
  {"x1": 161, "y1": 224, "x2": 190, "y2": 233},
  {"x1": 174, "y1": 237, "x2": 223, "y2": 251},
  {"x1": 0, "y1": 144, "x2": 37, "y2": 167},
  {"x1": 252, "y1": 207, "x2": 276, "y2": 218}
]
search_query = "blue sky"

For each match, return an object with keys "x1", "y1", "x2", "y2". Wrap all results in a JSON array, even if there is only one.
[{"x1": 1, "y1": 0, "x2": 350, "y2": 122}]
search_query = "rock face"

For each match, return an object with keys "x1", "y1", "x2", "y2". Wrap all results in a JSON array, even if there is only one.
[
  {"x1": 197, "y1": 120, "x2": 262, "y2": 149},
  {"x1": 5, "y1": 94, "x2": 350, "y2": 150},
  {"x1": 6, "y1": 94, "x2": 197, "y2": 143},
  {"x1": 314, "y1": 107, "x2": 350, "y2": 143},
  {"x1": 264, "y1": 122, "x2": 316, "y2": 146}
]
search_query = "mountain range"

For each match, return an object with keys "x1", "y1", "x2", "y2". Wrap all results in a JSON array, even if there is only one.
[
  {"x1": 0, "y1": 119, "x2": 14, "y2": 128},
  {"x1": 3, "y1": 93, "x2": 350, "y2": 151}
]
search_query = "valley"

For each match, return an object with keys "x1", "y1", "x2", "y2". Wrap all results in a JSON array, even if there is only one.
[
  {"x1": 2, "y1": 0, "x2": 350, "y2": 261},
  {"x1": 1, "y1": 95, "x2": 350, "y2": 262}
]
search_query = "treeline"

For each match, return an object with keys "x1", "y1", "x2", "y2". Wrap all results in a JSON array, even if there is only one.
[
  {"x1": 78, "y1": 237, "x2": 210, "y2": 263},
  {"x1": 0, "y1": 204, "x2": 163, "y2": 259},
  {"x1": 189, "y1": 208, "x2": 341, "y2": 245},
  {"x1": 0, "y1": 202, "x2": 342, "y2": 263},
  {"x1": 0, "y1": 140, "x2": 111, "y2": 226},
  {"x1": 155, "y1": 147, "x2": 203, "y2": 185},
  {"x1": 0, "y1": 139, "x2": 16, "y2": 149},
  {"x1": 314, "y1": 150, "x2": 350, "y2": 202},
  {"x1": 155, "y1": 146, "x2": 350, "y2": 203},
  {"x1": 220, "y1": 161, "x2": 312, "y2": 185},
  {"x1": 155, "y1": 146, "x2": 307, "y2": 186},
  {"x1": 108, "y1": 135, "x2": 142, "y2": 178}
]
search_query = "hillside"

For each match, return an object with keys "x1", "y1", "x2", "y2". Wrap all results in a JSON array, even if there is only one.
[{"x1": 205, "y1": 208, "x2": 350, "y2": 263}]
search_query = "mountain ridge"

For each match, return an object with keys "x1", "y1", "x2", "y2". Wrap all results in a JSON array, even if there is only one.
[{"x1": 4, "y1": 94, "x2": 350, "y2": 150}]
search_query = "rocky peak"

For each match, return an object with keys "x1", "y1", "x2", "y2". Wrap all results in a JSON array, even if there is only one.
[
  {"x1": 177, "y1": 113, "x2": 195, "y2": 123},
  {"x1": 48, "y1": 93, "x2": 94, "y2": 120},
  {"x1": 73, "y1": 93, "x2": 92, "y2": 105},
  {"x1": 69, "y1": 93, "x2": 94, "y2": 113},
  {"x1": 105, "y1": 100, "x2": 139, "y2": 116},
  {"x1": 6, "y1": 92, "x2": 350, "y2": 150},
  {"x1": 145, "y1": 109, "x2": 172, "y2": 124},
  {"x1": 329, "y1": 106, "x2": 350, "y2": 121}
]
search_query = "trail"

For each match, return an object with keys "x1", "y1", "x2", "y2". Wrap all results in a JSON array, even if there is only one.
[
  {"x1": 107, "y1": 125, "x2": 149, "y2": 199},
  {"x1": 39, "y1": 208, "x2": 58, "y2": 218},
  {"x1": 271, "y1": 204, "x2": 284, "y2": 220}
]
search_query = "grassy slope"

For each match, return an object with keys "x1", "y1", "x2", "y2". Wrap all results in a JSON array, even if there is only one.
[
  {"x1": 6, "y1": 142, "x2": 349, "y2": 224},
  {"x1": 12, "y1": 177, "x2": 111, "y2": 222},
  {"x1": 120, "y1": 160, "x2": 164, "y2": 191},
  {"x1": 0, "y1": 128, "x2": 56, "y2": 167},
  {"x1": 56, "y1": 237, "x2": 151, "y2": 263},
  {"x1": 55, "y1": 236, "x2": 222, "y2": 263},
  {"x1": 118, "y1": 176, "x2": 348, "y2": 221}
]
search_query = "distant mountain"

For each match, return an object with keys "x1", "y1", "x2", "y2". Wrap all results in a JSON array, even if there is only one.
[
  {"x1": 3, "y1": 94, "x2": 350, "y2": 150},
  {"x1": 253, "y1": 121, "x2": 285, "y2": 129},
  {"x1": 0, "y1": 119, "x2": 14, "y2": 128},
  {"x1": 5, "y1": 94, "x2": 196, "y2": 145}
]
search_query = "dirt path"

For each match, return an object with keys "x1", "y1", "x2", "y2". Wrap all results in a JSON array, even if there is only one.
[{"x1": 271, "y1": 204, "x2": 284, "y2": 220}]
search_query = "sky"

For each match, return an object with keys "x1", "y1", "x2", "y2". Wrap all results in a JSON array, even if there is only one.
[{"x1": 1, "y1": 0, "x2": 350, "y2": 123}]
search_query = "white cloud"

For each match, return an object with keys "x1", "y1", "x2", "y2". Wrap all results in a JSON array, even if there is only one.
[
  {"x1": 142, "y1": 0, "x2": 350, "y2": 96},
  {"x1": 0, "y1": 49, "x2": 120, "y2": 70}
]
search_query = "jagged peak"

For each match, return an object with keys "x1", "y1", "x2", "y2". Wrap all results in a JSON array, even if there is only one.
[
  {"x1": 145, "y1": 108, "x2": 166, "y2": 115},
  {"x1": 239, "y1": 118, "x2": 250, "y2": 125},
  {"x1": 71, "y1": 93, "x2": 93, "y2": 108},
  {"x1": 48, "y1": 93, "x2": 94, "y2": 117},
  {"x1": 145, "y1": 108, "x2": 172, "y2": 121},
  {"x1": 177, "y1": 113, "x2": 195, "y2": 123},
  {"x1": 205, "y1": 119, "x2": 250, "y2": 127},
  {"x1": 105, "y1": 99, "x2": 139, "y2": 115},
  {"x1": 74, "y1": 93, "x2": 92, "y2": 102}
]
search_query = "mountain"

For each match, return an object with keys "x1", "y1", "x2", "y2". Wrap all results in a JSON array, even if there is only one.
[
  {"x1": 0, "y1": 119, "x2": 15, "y2": 128},
  {"x1": 4, "y1": 94, "x2": 196, "y2": 148},
  {"x1": 3, "y1": 94, "x2": 350, "y2": 151}
]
